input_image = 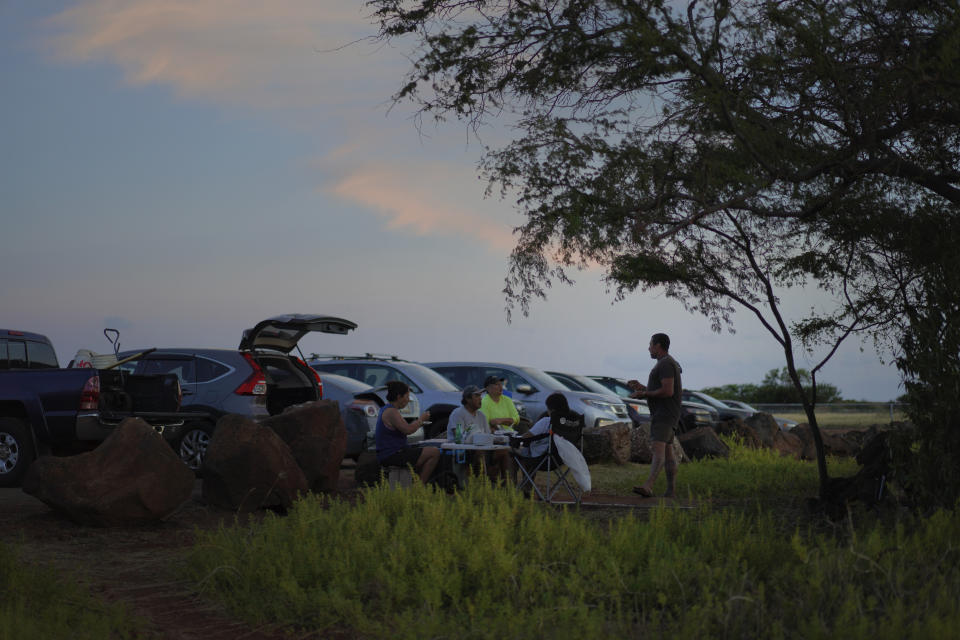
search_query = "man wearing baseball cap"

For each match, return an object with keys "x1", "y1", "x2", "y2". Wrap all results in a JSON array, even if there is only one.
[
  {"x1": 480, "y1": 375, "x2": 520, "y2": 433},
  {"x1": 447, "y1": 384, "x2": 512, "y2": 483}
]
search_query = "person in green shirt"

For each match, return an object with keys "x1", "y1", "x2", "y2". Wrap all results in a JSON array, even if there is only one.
[{"x1": 481, "y1": 375, "x2": 520, "y2": 432}]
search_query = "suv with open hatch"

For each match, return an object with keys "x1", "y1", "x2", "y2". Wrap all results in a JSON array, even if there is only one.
[{"x1": 114, "y1": 314, "x2": 357, "y2": 470}]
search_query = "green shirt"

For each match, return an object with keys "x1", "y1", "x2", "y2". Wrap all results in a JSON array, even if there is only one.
[{"x1": 481, "y1": 394, "x2": 519, "y2": 431}]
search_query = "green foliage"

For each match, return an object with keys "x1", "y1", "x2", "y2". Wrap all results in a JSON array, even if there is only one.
[
  {"x1": 370, "y1": 0, "x2": 960, "y2": 496},
  {"x1": 893, "y1": 223, "x2": 960, "y2": 508},
  {"x1": 184, "y1": 478, "x2": 960, "y2": 639},
  {"x1": 0, "y1": 542, "x2": 149, "y2": 640},
  {"x1": 590, "y1": 440, "x2": 859, "y2": 500},
  {"x1": 702, "y1": 368, "x2": 844, "y2": 404}
]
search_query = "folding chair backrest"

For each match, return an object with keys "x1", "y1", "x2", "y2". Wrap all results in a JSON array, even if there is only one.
[{"x1": 550, "y1": 410, "x2": 584, "y2": 450}]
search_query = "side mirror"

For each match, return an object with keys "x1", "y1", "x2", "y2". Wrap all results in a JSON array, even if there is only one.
[{"x1": 515, "y1": 384, "x2": 534, "y2": 395}]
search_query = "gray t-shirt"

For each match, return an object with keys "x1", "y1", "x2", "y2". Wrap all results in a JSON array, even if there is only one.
[
  {"x1": 446, "y1": 406, "x2": 490, "y2": 440},
  {"x1": 647, "y1": 354, "x2": 683, "y2": 425}
]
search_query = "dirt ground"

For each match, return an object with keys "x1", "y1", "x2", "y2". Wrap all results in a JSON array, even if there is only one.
[{"x1": 0, "y1": 467, "x2": 662, "y2": 639}]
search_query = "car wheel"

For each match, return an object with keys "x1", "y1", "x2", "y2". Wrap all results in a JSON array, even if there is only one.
[
  {"x1": 177, "y1": 422, "x2": 213, "y2": 473},
  {"x1": 0, "y1": 418, "x2": 36, "y2": 488}
]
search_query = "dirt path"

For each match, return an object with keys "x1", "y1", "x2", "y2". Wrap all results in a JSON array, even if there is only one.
[{"x1": 0, "y1": 482, "x2": 318, "y2": 640}]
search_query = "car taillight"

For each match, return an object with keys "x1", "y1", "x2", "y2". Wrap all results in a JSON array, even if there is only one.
[
  {"x1": 299, "y1": 358, "x2": 323, "y2": 398},
  {"x1": 79, "y1": 375, "x2": 100, "y2": 410},
  {"x1": 348, "y1": 399, "x2": 380, "y2": 418},
  {"x1": 235, "y1": 353, "x2": 268, "y2": 396}
]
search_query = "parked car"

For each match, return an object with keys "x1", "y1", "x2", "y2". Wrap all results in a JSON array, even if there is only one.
[
  {"x1": 721, "y1": 399, "x2": 799, "y2": 430},
  {"x1": 682, "y1": 390, "x2": 755, "y2": 422},
  {"x1": 115, "y1": 314, "x2": 357, "y2": 470},
  {"x1": 1, "y1": 329, "x2": 192, "y2": 486},
  {"x1": 546, "y1": 370, "x2": 647, "y2": 426},
  {"x1": 426, "y1": 361, "x2": 629, "y2": 428},
  {"x1": 309, "y1": 355, "x2": 460, "y2": 439},
  {"x1": 587, "y1": 375, "x2": 720, "y2": 431},
  {"x1": 318, "y1": 372, "x2": 422, "y2": 458}
]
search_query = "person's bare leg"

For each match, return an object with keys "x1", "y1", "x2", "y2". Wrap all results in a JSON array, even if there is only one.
[
  {"x1": 416, "y1": 447, "x2": 440, "y2": 483},
  {"x1": 663, "y1": 441, "x2": 678, "y2": 497},
  {"x1": 636, "y1": 441, "x2": 666, "y2": 495}
]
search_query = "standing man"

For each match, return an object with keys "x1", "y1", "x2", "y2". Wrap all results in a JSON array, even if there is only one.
[
  {"x1": 481, "y1": 375, "x2": 520, "y2": 432},
  {"x1": 628, "y1": 333, "x2": 682, "y2": 498}
]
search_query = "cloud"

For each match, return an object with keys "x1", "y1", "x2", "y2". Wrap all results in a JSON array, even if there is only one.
[
  {"x1": 329, "y1": 163, "x2": 517, "y2": 251},
  {"x1": 42, "y1": 0, "x2": 393, "y2": 112},
  {"x1": 39, "y1": 0, "x2": 522, "y2": 252}
]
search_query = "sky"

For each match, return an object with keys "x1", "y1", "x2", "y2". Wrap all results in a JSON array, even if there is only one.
[{"x1": 1, "y1": 0, "x2": 904, "y2": 401}]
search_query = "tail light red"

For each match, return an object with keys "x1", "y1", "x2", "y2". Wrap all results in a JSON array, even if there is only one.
[
  {"x1": 79, "y1": 375, "x2": 100, "y2": 410},
  {"x1": 235, "y1": 353, "x2": 268, "y2": 396}
]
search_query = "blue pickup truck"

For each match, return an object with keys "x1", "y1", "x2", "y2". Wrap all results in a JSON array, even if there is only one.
[{"x1": 0, "y1": 329, "x2": 193, "y2": 487}]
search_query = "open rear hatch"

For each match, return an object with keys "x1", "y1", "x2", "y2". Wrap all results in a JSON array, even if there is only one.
[{"x1": 239, "y1": 314, "x2": 358, "y2": 415}]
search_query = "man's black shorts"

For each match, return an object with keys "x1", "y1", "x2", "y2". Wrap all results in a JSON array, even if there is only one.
[{"x1": 379, "y1": 447, "x2": 422, "y2": 467}]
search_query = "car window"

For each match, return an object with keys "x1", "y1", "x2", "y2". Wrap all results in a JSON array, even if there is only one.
[
  {"x1": 311, "y1": 363, "x2": 354, "y2": 378},
  {"x1": 26, "y1": 341, "x2": 58, "y2": 369},
  {"x1": 356, "y1": 365, "x2": 422, "y2": 393},
  {"x1": 430, "y1": 366, "x2": 472, "y2": 388},
  {"x1": 139, "y1": 358, "x2": 197, "y2": 384},
  {"x1": 0, "y1": 342, "x2": 6, "y2": 369},
  {"x1": 517, "y1": 366, "x2": 566, "y2": 390},
  {"x1": 401, "y1": 362, "x2": 460, "y2": 391},
  {"x1": 548, "y1": 372, "x2": 588, "y2": 391},
  {"x1": 195, "y1": 357, "x2": 230, "y2": 383},
  {"x1": 6, "y1": 342, "x2": 26, "y2": 369}
]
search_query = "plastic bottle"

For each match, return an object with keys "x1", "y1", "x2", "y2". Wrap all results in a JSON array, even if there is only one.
[{"x1": 455, "y1": 422, "x2": 463, "y2": 444}]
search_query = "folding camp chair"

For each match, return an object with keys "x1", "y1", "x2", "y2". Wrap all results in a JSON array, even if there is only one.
[{"x1": 514, "y1": 410, "x2": 585, "y2": 505}]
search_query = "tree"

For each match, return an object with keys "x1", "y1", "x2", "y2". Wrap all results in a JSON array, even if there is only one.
[
  {"x1": 702, "y1": 368, "x2": 842, "y2": 404},
  {"x1": 370, "y1": 0, "x2": 960, "y2": 499}
]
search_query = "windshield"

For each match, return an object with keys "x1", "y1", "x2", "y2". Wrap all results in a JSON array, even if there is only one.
[
  {"x1": 406, "y1": 362, "x2": 461, "y2": 391},
  {"x1": 518, "y1": 366, "x2": 571, "y2": 390},
  {"x1": 694, "y1": 392, "x2": 732, "y2": 410},
  {"x1": 321, "y1": 374, "x2": 371, "y2": 393},
  {"x1": 570, "y1": 374, "x2": 620, "y2": 396}
]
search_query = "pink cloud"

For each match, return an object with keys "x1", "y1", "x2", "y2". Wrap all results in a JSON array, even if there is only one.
[
  {"x1": 42, "y1": 0, "x2": 391, "y2": 111},
  {"x1": 330, "y1": 165, "x2": 516, "y2": 251}
]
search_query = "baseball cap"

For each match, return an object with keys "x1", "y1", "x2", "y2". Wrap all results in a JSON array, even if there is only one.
[
  {"x1": 461, "y1": 385, "x2": 483, "y2": 401},
  {"x1": 483, "y1": 375, "x2": 501, "y2": 387}
]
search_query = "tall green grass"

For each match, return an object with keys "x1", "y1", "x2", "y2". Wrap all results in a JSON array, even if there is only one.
[
  {"x1": 0, "y1": 542, "x2": 149, "y2": 640},
  {"x1": 184, "y1": 478, "x2": 960, "y2": 639},
  {"x1": 592, "y1": 440, "x2": 861, "y2": 499}
]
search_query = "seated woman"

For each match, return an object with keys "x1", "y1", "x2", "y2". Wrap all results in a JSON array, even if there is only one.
[
  {"x1": 375, "y1": 380, "x2": 440, "y2": 483},
  {"x1": 515, "y1": 392, "x2": 570, "y2": 477}
]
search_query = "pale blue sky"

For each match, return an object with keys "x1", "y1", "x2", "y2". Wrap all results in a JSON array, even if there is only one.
[{"x1": 1, "y1": 1, "x2": 902, "y2": 400}]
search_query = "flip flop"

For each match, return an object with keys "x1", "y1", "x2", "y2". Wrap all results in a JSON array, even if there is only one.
[{"x1": 632, "y1": 486, "x2": 654, "y2": 498}]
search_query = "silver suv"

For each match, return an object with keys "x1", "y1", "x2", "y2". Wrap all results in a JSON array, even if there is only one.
[
  {"x1": 309, "y1": 355, "x2": 462, "y2": 439},
  {"x1": 116, "y1": 314, "x2": 357, "y2": 470},
  {"x1": 426, "y1": 361, "x2": 630, "y2": 429}
]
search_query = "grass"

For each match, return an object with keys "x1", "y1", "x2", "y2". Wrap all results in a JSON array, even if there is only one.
[
  {"x1": 0, "y1": 542, "x2": 150, "y2": 640},
  {"x1": 590, "y1": 441, "x2": 860, "y2": 500},
  {"x1": 777, "y1": 411, "x2": 908, "y2": 429},
  {"x1": 182, "y1": 440, "x2": 957, "y2": 639}
]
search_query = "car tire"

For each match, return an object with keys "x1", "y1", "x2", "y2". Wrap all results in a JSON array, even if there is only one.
[
  {"x1": 176, "y1": 422, "x2": 214, "y2": 473},
  {"x1": 0, "y1": 417, "x2": 36, "y2": 488}
]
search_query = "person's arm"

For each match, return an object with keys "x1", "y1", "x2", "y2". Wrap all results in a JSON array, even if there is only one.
[{"x1": 382, "y1": 406, "x2": 430, "y2": 435}]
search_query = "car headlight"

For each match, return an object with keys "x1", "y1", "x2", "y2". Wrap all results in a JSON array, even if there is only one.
[{"x1": 580, "y1": 398, "x2": 618, "y2": 415}]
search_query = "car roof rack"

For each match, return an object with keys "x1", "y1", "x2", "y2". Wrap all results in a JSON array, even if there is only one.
[{"x1": 308, "y1": 353, "x2": 408, "y2": 362}]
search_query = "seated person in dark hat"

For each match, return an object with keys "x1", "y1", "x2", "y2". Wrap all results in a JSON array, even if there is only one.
[
  {"x1": 480, "y1": 375, "x2": 520, "y2": 432},
  {"x1": 447, "y1": 384, "x2": 513, "y2": 483}
]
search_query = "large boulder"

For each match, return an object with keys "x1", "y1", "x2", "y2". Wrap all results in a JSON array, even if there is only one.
[
  {"x1": 201, "y1": 414, "x2": 308, "y2": 511},
  {"x1": 678, "y1": 427, "x2": 730, "y2": 460},
  {"x1": 582, "y1": 422, "x2": 632, "y2": 464},
  {"x1": 630, "y1": 424, "x2": 687, "y2": 464},
  {"x1": 743, "y1": 414, "x2": 781, "y2": 448},
  {"x1": 22, "y1": 418, "x2": 194, "y2": 526},
  {"x1": 261, "y1": 400, "x2": 346, "y2": 493},
  {"x1": 715, "y1": 418, "x2": 764, "y2": 449},
  {"x1": 790, "y1": 423, "x2": 861, "y2": 459}
]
